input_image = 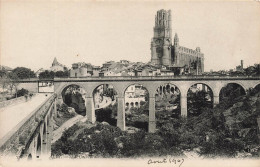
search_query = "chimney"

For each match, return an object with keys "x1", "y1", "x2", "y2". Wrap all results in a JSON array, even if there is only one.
[{"x1": 241, "y1": 60, "x2": 244, "y2": 69}]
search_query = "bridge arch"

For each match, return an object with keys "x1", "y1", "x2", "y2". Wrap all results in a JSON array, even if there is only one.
[
  {"x1": 219, "y1": 82, "x2": 246, "y2": 103},
  {"x1": 154, "y1": 83, "x2": 181, "y2": 109},
  {"x1": 186, "y1": 81, "x2": 214, "y2": 94},
  {"x1": 61, "y1": 84, "x2": 86, "y2": 101},
  {"x1": 56, "y1": 82, "x2": 88, "y2": 95},
  {"x1": 60, "y1": 84, "x2": 87, "y2": 116},
  {"x1": 92, "y1": 84, "x2": 118, "y2": 105},
  {"x1": 187, "y1": 83, "x2": 214, "y2": 117},
  {"x1": 92, "y1": 84, "x2": 118, "y2": 126},
  {"x1": 124, "y1": 83, "x2": 149, "y2": 131},
  {"x1": 224, "y1": 82, "x2": 247, "y2": 93},
  {"x1": 253, "y1": 83, "x2": 260, "y2": 89},
  {"x1": 154, "y1": 83, "x2": 181, "y2": 129}
]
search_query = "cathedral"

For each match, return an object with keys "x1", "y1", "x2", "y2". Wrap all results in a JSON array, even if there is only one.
[{"x1": 151, "y1": 9, "x2": 204, "y2": 75}]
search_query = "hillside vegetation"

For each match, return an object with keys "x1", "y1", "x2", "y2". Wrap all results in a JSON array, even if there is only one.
[{"x1": 51, "y1": 87, "x2": 260, "y2": 158}]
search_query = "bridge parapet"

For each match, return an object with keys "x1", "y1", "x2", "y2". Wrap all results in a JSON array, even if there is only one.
[
  {"x1": 0, "y1": 96, "x2": 26, "y2": 108},
  {"x1": 53, "y1": 75, "x2": 260, "y2": 81},
  {"x1": 13, "y1": 75, "x2": 260, "y2": 83},
  {"x1": 0, "y1": 94, "x2": 56, "y2": 158}
]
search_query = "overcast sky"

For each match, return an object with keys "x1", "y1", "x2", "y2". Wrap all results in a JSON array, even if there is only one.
[{"x1": 1, "y1": 1, "x2": 260, "y2": 72}]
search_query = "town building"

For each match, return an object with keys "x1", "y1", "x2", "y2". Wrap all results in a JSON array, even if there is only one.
[
  {"x1": 236, "y1": 60, "x2": 244, "y2": 72},
  {"x1": 151, "y1": 9, "x2": 204, "y2": 75},
  {"x1": 70, "y1": 62, "x2": 92, "y2": 77},
  {"x1": 50, "y1": 57, "x2": 66, "y2": 72},
  {"x1": 125, "y1": 85, "x2": 146, "y2": 109}
]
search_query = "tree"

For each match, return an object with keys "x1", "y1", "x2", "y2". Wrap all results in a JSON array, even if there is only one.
[
  {"x1": 39, "y1": 70, "x2": 55, "y2": 79},
  {"x1": 0, "y1": 69, "x2": 7, "y2": 78},
  {"x1": 0, "y1": 69, "x2": 9, "y2": 93},
  {"x1": 244, "y1": 64, "x2": 260, "y2": 76},
  {"x1": 12, "y1": 67, "x2": 36, "y2": 79},
  {"x1": 55, "y1": 70, "x2": 69, "y2": 78},
  {"x1": 7, "y1": 72, "x2": 19, "y2": 96},
  {"x1": 187, "y1": 89, "x2": 213, "y2": 117}
]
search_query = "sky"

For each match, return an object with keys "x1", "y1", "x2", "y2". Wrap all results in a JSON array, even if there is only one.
[{"x1": 1, "y1": 0, "x2": 260, "y2": 72}]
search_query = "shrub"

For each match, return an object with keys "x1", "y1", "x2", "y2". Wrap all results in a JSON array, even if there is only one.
[{"x1": 15, "y1": 88, "x2": 29, "y2": 97}]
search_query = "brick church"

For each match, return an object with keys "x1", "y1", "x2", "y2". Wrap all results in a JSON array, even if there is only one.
[{"x1": 151, "y1": 9, "x2": 204, "y2": 75}]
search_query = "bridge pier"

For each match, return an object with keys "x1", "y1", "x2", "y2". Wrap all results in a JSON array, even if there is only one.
[
  {"x1": 117, "y1": 96, "x2": 125, "y2": 131},
  {"x1": 213, "y1": 95, "x2": 220, "y2": 107},
  {"x1": 85, "y1": 96, "x2": 95, "y2": 123},
  {"x1": 180, "y1": 95, "x2": 187, "y2": 116},
  {"x1": 46, "y1": 103, "x2": 55, "y2": 158},
  {"x1": 148, "y1": 96, "x2": 156, "y2": 133}
]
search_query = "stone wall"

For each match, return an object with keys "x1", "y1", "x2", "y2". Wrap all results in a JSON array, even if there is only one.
[
  {"x1": 17, "y1": 82, "x2": 38, "y2": 93},
  {"x1": 0, "y1": 94, "x2": 56, "y2": 157},
  {"x1": 0, "y1": 96, "x2": 26, "y2": 108}
]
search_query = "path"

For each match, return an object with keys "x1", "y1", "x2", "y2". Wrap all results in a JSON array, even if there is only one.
[
  {"x1": 0, "y1": 93, "x2": 51, "y2": 140},
  {"x1": 51, "y1": 115, "x2": 85, "y2": 143}
]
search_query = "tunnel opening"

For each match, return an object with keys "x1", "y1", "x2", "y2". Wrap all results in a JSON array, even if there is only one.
[
  {"x1": 187, "y1": 83, "x2": 213, "y2": 117},
  {"x1": 124, "y1": 84, "x2": 149, "y2": 131},
  {"x1": 155, "y1": 83, "x2": 181, "y2": 129},
  {"x1": 93, "y1": 84, "x2": 118, "y2": 126}
]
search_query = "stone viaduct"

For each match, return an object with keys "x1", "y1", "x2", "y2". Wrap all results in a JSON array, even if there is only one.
[
  {"x1": 0, "y1": 76, "x2": 259, "y2": 160},
  {"x1": 53, "y1": 76, "x2": 260, "y2": 133}
]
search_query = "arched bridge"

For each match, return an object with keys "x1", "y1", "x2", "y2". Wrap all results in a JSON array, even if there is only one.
[
  {"x1": 0, "y1": 76, "x2": 259, "y2": 160},
  {"x1": 54, "y1": 76, "x2": 260, "y2": 133}
]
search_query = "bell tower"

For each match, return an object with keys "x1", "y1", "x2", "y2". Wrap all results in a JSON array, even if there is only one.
[{"x1": 151, "y1": 9, "x2": 172, "y2": 66}]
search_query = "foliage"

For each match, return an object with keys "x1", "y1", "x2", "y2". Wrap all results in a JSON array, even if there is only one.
[
  {"x1": 15, "y1": 88, "x2": 29, "y2": 97},
  {"x1": 51, "y1": 122, "x2": 182, "y2": 158},
  {"x1": 11, "y1": 67, "x2": 36, "y2": 79},
  {"x1": 39, "y1": 70, "x2": 55, "y2": 79},
  {"x1": 187, "y1": 89, "x2": 213, "y2": 116},
  {"x1": 58, "y1": 103, "x2": 69, "y2": 113},
  {"x1": 64, "y1": 91, "x2": 86, "y2": 116},
  {"x1": 52, "y1": 86, "x2": 260, "y2": 158},
  {"x1": 55, "y1": 70, "x2": 69, "y2": 78},
  {"x1": 95, "y1": 108, "x2": 117, "y2": 126},
  {"x1": 219, "y1": 84, "x2": 246, "y2": 109},
  {"x1": 0, "y1": 69, "x2": 7, "y2": 78},
  {"x1": 244, "y1": 64, "x2": 260, "y2": 76},
  {"x1": 39, "y1": 70, "x2": 69, "y2": 79}
]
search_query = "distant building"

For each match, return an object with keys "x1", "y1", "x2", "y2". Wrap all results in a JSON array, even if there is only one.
[
  {"x1": 125, "y1": 85, "x2": 146, "y2": 109},
  {"x1": 92, "y1": 66, "x2": 101, "y2": 77},
  {"x1": 236, "y1": 60, "x2": 244, "y2": 72},
  {"x1": 151, "y1": 9, "x2": 204, "y2": 75},
  {"x1": 70, "y1": 62, "x2": 92, "y2": 77},
  {"x1": 102, "y1": 61, "x2": 115, "y2": 72},
  {"x1": 120, "y1": 60, "x2": 130, "y2": 64},
  {"x1": 50, "y1": 57, "x2": 66, "y2": 72}
]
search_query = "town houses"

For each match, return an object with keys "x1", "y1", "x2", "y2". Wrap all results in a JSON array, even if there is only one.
[{"x1": 70, "y1": 60, "x2": 174, "y2": 77}]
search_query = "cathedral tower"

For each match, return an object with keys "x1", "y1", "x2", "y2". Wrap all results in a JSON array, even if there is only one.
[
  {"x1": 151, "y1": 9, "x2": 172, "y2": 66},
  {"x1": 173, "y1": 33, "x2": 179, "y2": 65}
]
